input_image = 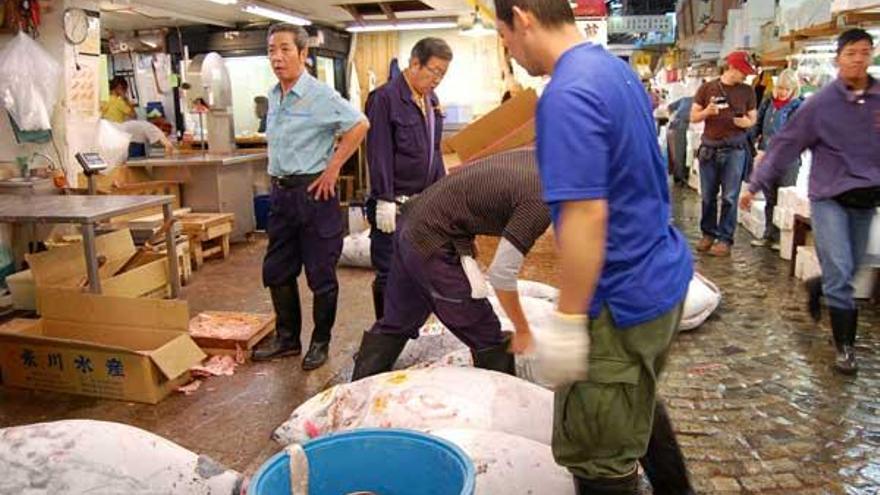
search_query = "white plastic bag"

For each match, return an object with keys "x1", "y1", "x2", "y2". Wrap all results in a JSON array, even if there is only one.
[
  {"x1": 429, "y1": 429, "x2": 574, "y2": 495},
  {"x1": 680, "y1": 272, "x2": 722, "y2": 331},
  {"x1": 338, "y1": 230, "x2": 372, "y2": 268},
  {"x1": 0, "y1": 420, "x2": 242, "y2": 495},
  {"x1": 0, "y1": 33, "x2": 62, "y2": 131},
  {"x1": 273, "y1": 367, "x2": 553, "y2": 446},
  {"x1": 97, "y1": 119, "x2": 133, "y2": 169}
]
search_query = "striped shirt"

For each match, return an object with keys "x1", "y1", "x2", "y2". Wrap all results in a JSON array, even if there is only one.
[{"x1": 402, "y1": 147, "x2": 551, "y2": 258}]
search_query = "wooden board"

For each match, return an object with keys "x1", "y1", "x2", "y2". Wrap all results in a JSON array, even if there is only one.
[
  {"x1": 180, "y1": 213, "x2": 235, "y2": 234},
  {"x1": 126, "y1": 208, "x2": 192, "y2": 231},
  {"x1": 188, "y1": 312, "x2": 275, "y2": 355}
]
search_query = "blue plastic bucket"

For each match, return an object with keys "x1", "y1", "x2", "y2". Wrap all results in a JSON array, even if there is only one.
[
  {"x1": 254, "y1": 194, "x2": 270, "y2": 231},
  {"x1": 249, "y1": 429, "x2": 475, "y2": 495}
]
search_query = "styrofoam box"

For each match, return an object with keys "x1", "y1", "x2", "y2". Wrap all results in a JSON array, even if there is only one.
[
  {"x1": 778, "y1": 187, "x2": 798, "y2": 209},
  {"x1": 796, "y1": 245, "x2": 822, "y2": 280},
  {"x1": 773, "y1": 206, "x2": 795, "y2": 230},
  {"x1": 5, "y1": 269, "x2": 35, "y2": 311},
  {"x1": 794, "y1": 196, "x2": 811, "y2": 218},
  {"x1": 780, "y1": 229, "x2": 795, "y2": 260},
  {"x1": 854, "y1": 266, "x2": 877, "y2": 299}
]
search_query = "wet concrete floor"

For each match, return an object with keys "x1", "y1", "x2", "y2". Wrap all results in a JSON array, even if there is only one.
[{"x1": 0, "y1": 187, "x2": 878, "y2": 494}]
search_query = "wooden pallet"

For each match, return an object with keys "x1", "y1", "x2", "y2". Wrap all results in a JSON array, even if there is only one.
[
  {"x1": 180, "y1": 213, "x2": 235, "y2": 269},
  {"x1": 188, "y1": 311, "x2": 275, "y2": 358}
]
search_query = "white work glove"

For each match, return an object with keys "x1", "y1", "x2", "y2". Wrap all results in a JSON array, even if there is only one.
[
  {"x1": 534, "y1": 311, "x2": 590, "y2": 388},
  {"x1": 376, "y1": 199, "x2": 397, "y2": 234},
  {"x1": 460, "y1": 255, "x2": 489, "y2": 299}
]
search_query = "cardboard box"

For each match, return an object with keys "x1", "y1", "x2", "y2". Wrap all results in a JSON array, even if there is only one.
[
  {"x1": 442, "y1": 89, "x2": 537, "y2": 164},
  {"x1": 0, "y1": 288, "x2": 205, "y2": 403},
  {"x1": 25, "y1": 229, "x2": 170, "y2": 301}
]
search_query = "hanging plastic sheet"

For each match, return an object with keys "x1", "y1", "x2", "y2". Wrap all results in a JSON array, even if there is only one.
[{"x1": 0, "y1": 32, "x2": 62, "y2": 131}]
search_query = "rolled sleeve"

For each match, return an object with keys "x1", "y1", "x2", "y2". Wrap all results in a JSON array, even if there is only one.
[
  {"x1": 502, "y1": 201, "x2": 551, "y2": 255},
  {"x1": 326, "y1": 88, "x2": 365, "y2": 133},
  {"x1": 537, "y1": 87, "x2": 611, "y2": 204}
]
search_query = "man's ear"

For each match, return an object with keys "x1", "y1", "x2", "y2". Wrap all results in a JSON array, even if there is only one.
[{"x1": 511, "y1": 5, "x2": 533, "y2": 32}]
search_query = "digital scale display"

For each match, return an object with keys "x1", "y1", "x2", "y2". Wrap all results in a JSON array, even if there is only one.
[{"x1": 75, "y1": 152, "x2": 108, "y2": 174}]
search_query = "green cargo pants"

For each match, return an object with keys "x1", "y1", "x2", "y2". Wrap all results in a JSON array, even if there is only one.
[{"x1": 552, "y1": 303, "x2": 684, "y2": 480}]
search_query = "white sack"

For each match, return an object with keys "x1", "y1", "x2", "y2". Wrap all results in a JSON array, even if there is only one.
[
  {"x1": 339, "y1": 230, "x2": 372, "y2": 268},
  {"x1": 0, "y1": 420, "x2": 242, "y2": 495},
  {"x1": 273, "y1": 367, "x2": 553, "y2": 446},
  {"x1": 429, "y1": 429, "x2": 574, "y2": 495}
]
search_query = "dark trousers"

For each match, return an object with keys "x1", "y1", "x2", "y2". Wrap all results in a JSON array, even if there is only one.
[
  {"x1": 667, "y1": 127, "x2": 688, "y2": 183},
  {"x1": 366, "y1": 198, "x2": 394, "y2": 294},
  {"x1": 369, "y1": 234, "x2": 504, "y2": 351},
  {"x1": 262, "y1": 182, "x2": 343, "y2": 340}
]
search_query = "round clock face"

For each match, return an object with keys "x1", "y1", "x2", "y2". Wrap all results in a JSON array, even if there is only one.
[{"x1": 64, "y1": 8, "x2": 90, "y2": 45}]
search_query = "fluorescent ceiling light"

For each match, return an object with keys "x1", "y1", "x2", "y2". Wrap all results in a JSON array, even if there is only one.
[
  {"x1": 804, "y1": 43, "x2": 836, "y2": 51},
  {"x1": 205, "y1": 0, "x2": 238, "y2": 5},
  {"x1": 461, "y1": 22, "x2": 495, "y2": 37},
  {"x1": 347, "y1": 21, "x2": 457, "y2": 33},
  {"x1": 243, "y1": 4, "x2": 310, "y2": 25}
]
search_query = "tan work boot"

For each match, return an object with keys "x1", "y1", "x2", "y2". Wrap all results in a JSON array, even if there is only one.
[
  {"x1": 708, "y1": 242, "x2": 731, "y2": 257},
  {"x1": 695, "y1": 236, "x2": 714, "y2": 252}
]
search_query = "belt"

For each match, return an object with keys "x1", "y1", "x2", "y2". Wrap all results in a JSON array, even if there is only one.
[{"x1": 271, "y1": 173, "x2": 321, "y2": 189}]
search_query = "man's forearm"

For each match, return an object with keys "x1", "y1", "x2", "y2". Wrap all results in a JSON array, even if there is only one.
[
  {"x1": 496, "y1": 289, "x2": 529, "y2": 334},
  {"x1": 326, "y1": 120, "x2": 369, "y2": 173},
  {"x1": 690, "y1": 106, "x2": 707, "y2": 123},
  {"x1": 556, "y1": 200, "x2": 608, "y2": 315}
]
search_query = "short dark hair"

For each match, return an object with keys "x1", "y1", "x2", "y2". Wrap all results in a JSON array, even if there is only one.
[
  {"x1": 410, "y1": 37, "x2": 453, "y2": 66},
  {"x1": 837, "y1": 28, "x2": 874, "y2": 54},
  {"x1": 109, "y1": 76, "x2": 128, "y2": 91},
  {"x1": 493, "y1": 0, "x2": 575, "y2": 29},
  {"x1": 268, "y1": 23, "x2": 309, "y2": 51}
]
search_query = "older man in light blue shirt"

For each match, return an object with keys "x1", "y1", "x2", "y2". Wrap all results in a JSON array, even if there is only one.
[{"x1": 255, "y1": 23, "x2": 369, "y2": 371}]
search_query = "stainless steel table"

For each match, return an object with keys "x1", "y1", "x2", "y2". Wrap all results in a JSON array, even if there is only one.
[
  {"x1": 126, "y1": 151, "x2": 269, "y2": 241},
  {"x1": 0, "y1": 195, "x2": 181, "y2": 297}
]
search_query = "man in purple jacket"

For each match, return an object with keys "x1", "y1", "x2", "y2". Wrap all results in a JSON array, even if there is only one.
[
  {"x1": 365, "y1": 38, "x2": 452, "y2": 319},
  {"x1": 742, "y1": 29, "x2": 880, "y2": 375}
]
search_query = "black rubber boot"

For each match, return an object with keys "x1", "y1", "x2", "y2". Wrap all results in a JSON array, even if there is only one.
[
  {"x1": 471, "y1": 335, "x2": 516, "y2": 376},
  {"x1": 372, "y1": 280, "x2": 385, "y2": 321},
  {"x1": 805, "y1": 277, "x2": 823, "y2": 323},
  {"x1": 253, "y1": 286, "x2": 302, "y2": 361},
  {"x1": 574, "y1": 470, "x2": 640, "y2": 495},
  {"x1": 639, "y1": 401, "x2": 695, "y2": 495},
  {"x1": 351, "y1": 332, "x2": 408, "y2": 381},
  {"x1": 302, "y1": 289, "x2": 338, "y2": 371},
  {"x1": 829, "y1": 307, "x2": 858, "y2": 375}
]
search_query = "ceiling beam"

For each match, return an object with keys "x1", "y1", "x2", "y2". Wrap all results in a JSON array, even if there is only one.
[
  {"x1": 101, "y1": 4, "x2": 235, "y2": 28},
  {"x1": 379, "y1": 2, "x2": 397, "y2": 22},
  {"x1": 341, "y1": 4, "x2": 366, "y2": 25}
]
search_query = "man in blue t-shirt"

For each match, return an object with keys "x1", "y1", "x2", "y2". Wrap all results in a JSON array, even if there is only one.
[{"x1": 494, "y1": 1, "x2": 695, "y2": 494}]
